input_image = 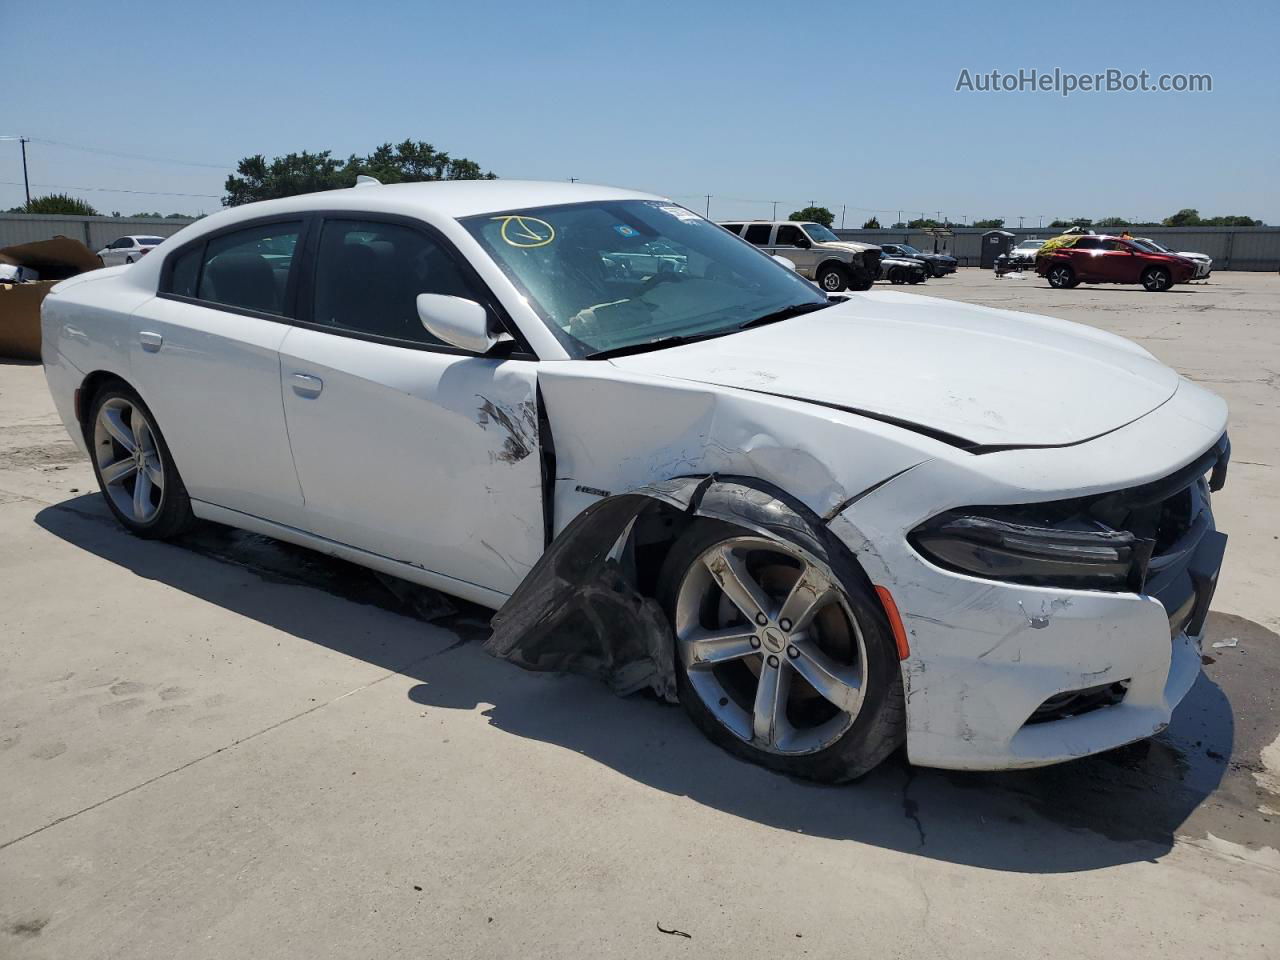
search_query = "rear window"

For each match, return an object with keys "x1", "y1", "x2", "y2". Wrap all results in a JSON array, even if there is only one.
[{"x1": 138, "y1": 237, "x2": 165, "y2": 245}]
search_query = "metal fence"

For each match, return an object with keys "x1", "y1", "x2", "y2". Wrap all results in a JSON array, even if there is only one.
[
  {"x1": 3, "y1": 213, "x2": 1277, "y2": 271},
  {"x1": 0, "y1": 213, "x2": 197, "y2": 252},
  {"x1": 833, "y1": 225, "x2": 1280, "y2": 271}
]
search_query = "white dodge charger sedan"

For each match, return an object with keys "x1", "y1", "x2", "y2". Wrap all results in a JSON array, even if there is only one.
[{"x1": 40, "y1": 181, "x2": 1230, "y2": 781}]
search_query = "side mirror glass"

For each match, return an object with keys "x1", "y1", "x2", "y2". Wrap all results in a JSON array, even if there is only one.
[{"x1": 416, "y1": 293, "x2": 496, "y2": 354}]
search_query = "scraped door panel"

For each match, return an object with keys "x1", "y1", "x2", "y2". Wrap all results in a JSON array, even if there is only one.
[{"x1": 278, "y1": 326, "x2": 544, "y2": 595}]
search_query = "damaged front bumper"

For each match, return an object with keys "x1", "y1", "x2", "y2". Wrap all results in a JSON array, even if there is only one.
[{"x1": 830, "y1": 385, "x2": 1230, "y2": 771}]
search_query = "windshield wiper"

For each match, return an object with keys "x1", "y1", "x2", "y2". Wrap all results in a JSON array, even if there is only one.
[
  {"x1": 737, "y1": 301, "x2": 832, "y2": 330},
  {"x1": 585, "y1": 331, "x2": 732, "y2": 360}
]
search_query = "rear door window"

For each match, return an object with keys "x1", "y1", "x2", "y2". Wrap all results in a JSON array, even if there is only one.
[
  {"x1": 743, "y1": 224, "x2": 772, "y2": 245},
  {"x1": 194, "y1": 221, "x2": 301, "y2": 315}
]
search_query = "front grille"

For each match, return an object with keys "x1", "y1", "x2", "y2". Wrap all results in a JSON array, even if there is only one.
[{"x1": 863, "y1": 249, "x2": 881, "y2": 273}]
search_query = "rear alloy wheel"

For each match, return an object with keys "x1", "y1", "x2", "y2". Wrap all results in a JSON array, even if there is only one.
[
  {"x1": 88, "y1": 384, "x2": 194, "y2": 539},
  {"x1": 816, "y1": 264, "x2": 850, "y2": 292},
  {"x1": 1142, "y1": 266, "x2": 1172, "y2": 292},
  {"x1": 1046, "y1": 263, "x2": 1076, "y2": 289},
  {"x1": 660, "y1": 521, "x2": 904, "y2": 782}
]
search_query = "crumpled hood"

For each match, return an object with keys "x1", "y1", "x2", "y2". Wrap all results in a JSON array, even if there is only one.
[{"x1": 610, "y1": 292, "x2": 1179, "y2": 449}]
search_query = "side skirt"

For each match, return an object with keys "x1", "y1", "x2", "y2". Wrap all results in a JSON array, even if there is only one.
[{"x1": 190, "y1": 500, "x2": 510, "y2": 611}]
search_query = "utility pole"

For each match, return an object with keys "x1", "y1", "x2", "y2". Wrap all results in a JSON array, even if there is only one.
[
  {"x1": 704, "y1": 194, "x2": 711, "y2": 218},
  {"x1": 897, "y1": 210, "x2": 902, "y2": 227},
  {"x1": 19, "y1": 136, "x2": 30, "y2": 206},
  {"x1": 840, "y1": 204, "x2": 846, "y2": 229},
  {"x1": 568, "y1": 176, "x2": 578, "y2": 183},
  {"x1": 1018, "y1": 215, "x2": 1025, "y2": 228},
  {"x1": 771, "y1": 201, "x2": 778, "y2": 219},
  {"x1": 1039, "y1": 215, "x2": 1044, "y2": 228}
]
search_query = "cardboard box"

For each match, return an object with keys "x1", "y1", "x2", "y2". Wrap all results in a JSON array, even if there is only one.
[{"x1": 0, "y1": 236, "x2": 102, "y2": 361}]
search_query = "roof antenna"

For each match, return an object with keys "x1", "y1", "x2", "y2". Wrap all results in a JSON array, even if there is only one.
[{"x1": 355, "y1": 175, "x2": 381, "y2": 187}]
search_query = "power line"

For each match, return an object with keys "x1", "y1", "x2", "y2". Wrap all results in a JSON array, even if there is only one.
[
  {"x1": 13, "y1": 137, "x2": 234, "y2": 170},
  {"x1": 0, "y1": 179, "x2": 221, "y2": 199}
]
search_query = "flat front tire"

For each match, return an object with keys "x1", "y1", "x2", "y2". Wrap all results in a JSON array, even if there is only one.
[
  {"x1": 658, "y1": 519, "x2": 905, "y2": 782},
  {"x1": 86, "y1": 381, "x2": 195, "y2": 539}
]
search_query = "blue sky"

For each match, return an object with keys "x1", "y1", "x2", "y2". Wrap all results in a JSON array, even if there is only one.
[{"x1": 4, "y1": 0, "x2": 1277, "y2": 224}]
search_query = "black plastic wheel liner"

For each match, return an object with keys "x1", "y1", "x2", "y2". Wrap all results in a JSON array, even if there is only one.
[{"x1": 483, "y1": 475, "x2": 861, "y2": 703}]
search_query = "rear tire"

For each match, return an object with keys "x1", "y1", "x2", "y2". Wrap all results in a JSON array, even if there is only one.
[
  {"x1": 86, "y1": 381, "x2": 195, "y2": 540},
  {"x1": 1141, "y1": 266, "x2": 1172, "y2": 292},
  {"x1": 1046, "y1": 263, "x2": 1076, "y2": 289},
  {"x1": 658, "y1": 519, "x2": 905, "y2": 783},
  {"x1": 817, "y1": 263, "x2": 850, "y2": 292}
]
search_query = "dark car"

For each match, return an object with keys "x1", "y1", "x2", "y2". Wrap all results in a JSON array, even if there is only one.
[
  {"x1": 878, "y1": 243, "x2": 957, "y2": 277},
  {"x1": 1035, "y1": 235, "x2": 1197, "y2": 292}
]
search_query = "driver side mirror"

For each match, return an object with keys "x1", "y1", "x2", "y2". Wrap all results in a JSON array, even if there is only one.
[
  {"x1": 416, "y1": 293, "x2": 497, "y2": 354},
  {"x1": 794, "y1": 236, "x2": 812, "y2": 249}
]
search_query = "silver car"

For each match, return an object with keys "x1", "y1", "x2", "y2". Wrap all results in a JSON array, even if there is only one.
[{"x1": 720, "y1": 221, "x2": 880, "y2": 292}]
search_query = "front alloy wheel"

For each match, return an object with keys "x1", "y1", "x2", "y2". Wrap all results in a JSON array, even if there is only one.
[
  {"x1": 660, "y1": 520, "x2": 904, "y2": 781},
  {"x1": 1142, "y1": 266, "x2": 1172, "y2": 292}
]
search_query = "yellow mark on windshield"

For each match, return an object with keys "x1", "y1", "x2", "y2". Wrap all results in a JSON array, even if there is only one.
[{"x1": 493, "y1": 215, "x2": 555, "y2": 248}]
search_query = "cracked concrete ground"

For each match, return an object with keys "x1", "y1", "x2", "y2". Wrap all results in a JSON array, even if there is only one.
[{"x1": 2, "y1": 269, "x2": 1279, "y2": 958}]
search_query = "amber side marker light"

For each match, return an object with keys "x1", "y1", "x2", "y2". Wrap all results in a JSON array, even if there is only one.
[{"x1": 875, "y1": 586, "x2": 910, "y2": 660}]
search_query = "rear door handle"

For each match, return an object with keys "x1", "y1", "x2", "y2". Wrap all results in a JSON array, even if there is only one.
[
  {"x1": 291, "y1": 373, "x2": 323, "y2": 398},
  {"x1": 139, "y1": 331, "x2": 163, "y2": 352}
]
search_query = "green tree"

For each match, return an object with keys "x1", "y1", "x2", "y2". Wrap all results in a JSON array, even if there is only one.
[
  {"x1": 1162, "y1": 208, "x2": 1201, "y2": 227},
  {"x1": 1049, "y1": 217, "x2": 1093, "y2": 229},
  {"x1": 861, "y1": 216, "x2": 881, "y2": 229},
  {"x1": 908, "y1": 217, "x2": 940, "y2": 229},
  {"x1": 21, "y1": 193, "x2": 100, "y2": 216},
  {"x1": 972, "y1": 218, "x2": 1004, "y2": 228},
  {"x1": 788, "y1": 205, "x2": 834, "y2": 227},
  {"x1": 1200, "y1": 215, "x2": 1262, "y2": 226},
  {"x1": 223, "y1": 140, "x2": 496, "y2": 206},
  {"x1": 1095, "y1": 216, "x2": 1131, "y2": 228}
]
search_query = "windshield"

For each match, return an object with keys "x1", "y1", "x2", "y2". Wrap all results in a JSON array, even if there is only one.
[
  {"x1": 462, "y1": 200, "x2": 827, "y2": 358},
  {"x1": 1016, "y1": 240, "x2": 1042, "y2": 250},
  {"x1": 1134, "y1": 238, "x2": 1169, "y2": 253},
  {"x1": 802, "y1": 222, "x2": 840, "y2": 243},
  {"x1": 897, "y1": 244, "x2": 923, "y2": 256}
]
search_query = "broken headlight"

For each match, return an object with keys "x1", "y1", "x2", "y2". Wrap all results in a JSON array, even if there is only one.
[{"x1": 909, "y1": 510, "x2": 1152, "y2": 591}]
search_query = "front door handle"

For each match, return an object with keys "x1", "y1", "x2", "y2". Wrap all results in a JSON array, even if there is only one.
[
  {"x1": 139, "y1": 331, "x2": 163, "y2": 352},
  {"x1": 291, "y1": 373, "x2": 324, "y2": 398}
]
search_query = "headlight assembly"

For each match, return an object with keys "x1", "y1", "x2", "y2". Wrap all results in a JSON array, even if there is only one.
[{"x1": 909, "y1": 511, "x2": 1153, "y2": 591}]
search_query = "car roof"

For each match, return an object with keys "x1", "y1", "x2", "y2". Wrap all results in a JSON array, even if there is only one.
[{"x1": 229, "y1": 180, "x2": 667, "y2": 222}]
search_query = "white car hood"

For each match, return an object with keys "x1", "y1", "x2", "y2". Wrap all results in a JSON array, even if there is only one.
[{"x1": 610, "y1": 292, "x2": 1179, "y2": 449}]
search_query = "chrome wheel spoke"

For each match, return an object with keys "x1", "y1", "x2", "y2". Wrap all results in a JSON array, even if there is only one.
[
  {"x1": 100, "y1": 457, "x2": 137, "y2": 486},
  {"x1": 777, "y1": 567, "x2": 837, "y2": 632},
  {"x1": 143, "y1": 456, "x2": 164, "y2": 488},
  {"x1": 752, "y1": 656, "x2": 789, "y2": 748},
  {"x1": 680, "y1": 626, "x2": 759, "y2": 668},
  {"x1": 101, "y1": 407, "x2": 136, "y2": 453},
  {"x1": 132, "y1": 470, "x2": 153, "y2": 520},
  {"x1": 703, "y1": 545, "x2": 772, "y2": 625},
  {"x1": 789, "y1": 640, "x2": 861, "y2": 714}
]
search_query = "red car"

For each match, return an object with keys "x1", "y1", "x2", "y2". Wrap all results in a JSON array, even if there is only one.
[{"x1": 1036, "y1": 235, "x2": 1196, "y2": 292}]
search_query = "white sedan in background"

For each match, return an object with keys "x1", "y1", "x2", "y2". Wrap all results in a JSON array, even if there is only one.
[
  {"x1": 97, "y1": 234, "x2": 166, "y2": 266},
  {"x1": 1134, "y1": 237, "x2": 1213, "y2": 280},
  {"x1": 41, "y1": 181, "x2": 1230, "y2": 780}
]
